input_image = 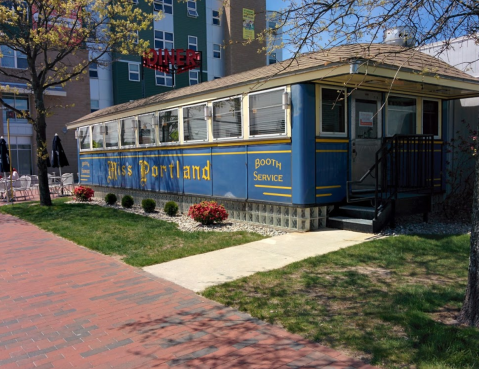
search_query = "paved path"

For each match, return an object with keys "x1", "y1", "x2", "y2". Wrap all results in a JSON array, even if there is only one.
[
  {"x1": 144, "y1": 230, "x2": 374, "y2": 292},
  {"x1": 0, "y1": 212, "x2": 375, "y2": 369}
]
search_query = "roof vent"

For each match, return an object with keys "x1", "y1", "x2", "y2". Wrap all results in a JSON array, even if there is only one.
[{"x1": 384, "y1": 27, "x2": 416, "y2": 47}]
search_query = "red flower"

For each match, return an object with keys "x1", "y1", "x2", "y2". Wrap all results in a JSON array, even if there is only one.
[{"x1": 188, "y1": 201, "x2": 228, "y2": 225}]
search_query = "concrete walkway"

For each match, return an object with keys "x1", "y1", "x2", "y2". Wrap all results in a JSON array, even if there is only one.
[
  {"x1": 144, "y1": 229, "x2": 375, "y2": 292},
  {"x1": 0, "y1": 212, "x2": 377, "y2": 369}
]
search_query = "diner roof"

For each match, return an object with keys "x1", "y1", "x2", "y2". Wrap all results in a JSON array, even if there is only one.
[{"x1": 68, "y1": 43, "x2": 479, "y2": 128}]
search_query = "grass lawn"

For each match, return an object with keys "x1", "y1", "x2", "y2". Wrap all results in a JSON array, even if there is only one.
[
  {"x1": 202, "y1": 234, "x2": 479, "y2": 369},
  {"x1": 0, "y1": 198, "x2": 265, "y2": 267}
]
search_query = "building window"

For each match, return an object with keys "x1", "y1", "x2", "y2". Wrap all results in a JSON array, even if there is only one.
[
  {"x1": 189, "y1": 70, "x2": 199, "y2": 85},
  {"x1": 212, "y1": 10, "x2": 220, "y2": 25},
  {"x1": 91, "y1": 124, "x2": 104, "y2": 149},
  {"x1": 153, "y1": 0, "x2": 172, "y2": 14},
  {"x1": 159, "y1": 109, "x2": 179, "y2": 142},
  {"x1": 89, "y1": 62, "x2": 98, "y2": 78},
  {"x1": 213, "y1": 44, "x2": 221, "y2": 59},
  {"x1": 423, "y1": 100, "x2": 439, "y2": 137},
  {"x1": 387, "y1": 96, "x2": 416, "y2": 136},
  {"x1": 128, "y1": 63, "x2": 140, "y2": 82},
  {"x1": 268, "y1": 52, "x2": 277, "y2": 65},
  {"x1": 8, "y1": 138, "x2": 32, "y2": 175},
  {"x1": 187, "y1": 0, "x2": 198, "y2": 17},
  {"x1": 105, "y1": 121, "x2": 119, "y2": 148},
  {"x1": 154, "y1": 30, "x2": 174, "y2": 50},
  {"x1": 138, "y1": 113, "x2": 156, "y2": 146},
  {"x1": 213, "y1": 97, "x2": 242, "y2": 139},
  {"x1": 320, "y1": 88, "x2": 346, "y2": 135},
  {"x1": 90, "y1": 99, "x2": 99, "y2": 113},
  {"x1": 0, "y1": 45, "x2": 27, "y2": 69},
  {"x1": 155, "y1": 70, "x2": 173, "y2": 87},
  {"x1": 249, "y1": 88, "x2": 286, "y2": 137},
  {"x1": 188, "y1": 36, "x2": 198, "y2": 51},
  {"x1": 79, "y1": 127, "x2": 91, "y2": 150},
  {"x1": 120, "y1": 117, "x2": 137, "y2": 146},
  {"x1": 183, "y1": 104, "x2": 207, "y2": 141},
  {"x1": 2, "y1": 94, "x2": 29, "y2": 123}
]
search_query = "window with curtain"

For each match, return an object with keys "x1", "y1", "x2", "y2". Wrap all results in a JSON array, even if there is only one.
[
  {"x1": 138, "y1": 113, "x2": 156, "y2": 145},
  {"x1": 159, "y1": 109, "x2": 179, "y2": 142},
  {"x1": 321, "y1": 88, "x2": 346, "y2": 135},
  {"x1": 249, "y1": 88, "x2": 285, "y2": 136},
  {"x1": 79, "y1": 127, "x2": 91, "y2": 150},
  {"x1": 423, "y1": 100, "x2": 439, "y2": 137},
  {"x1": 387, "y1": 96, "x2": 416, "y2": 136},
  {"x1": 213, "y1": 97, "x2": 242, "y2": 139},
  {"x1": 105, "y1": 121, "x2": 119, "y2": 148},
  {"x1": 183, "y1": 104, "x2": 207, "y2": 141},
  {"x1": 91, "y1": 124, "x2": 104, "y2": 149},
  {"x1": 120, "y1": 117, "x2": 136, "y2": 146}
]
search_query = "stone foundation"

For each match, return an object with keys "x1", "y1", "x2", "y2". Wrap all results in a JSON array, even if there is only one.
[{"x1": 91, "y1": 186, "x2": 328, "y2": 232}]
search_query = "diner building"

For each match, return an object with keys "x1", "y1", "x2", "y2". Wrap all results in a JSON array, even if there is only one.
[{"x1": 67, "y1": 43, "x2": 479, "y2": 233}]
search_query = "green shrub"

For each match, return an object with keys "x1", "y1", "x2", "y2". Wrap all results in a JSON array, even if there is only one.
[
  {"x1": 164, "y1": 201, "x2": 179, "y2": 216},
  {"x1": 105, "y1": 193, "x2": 117, "y2": 205},
  {"x1": 142, "y1": 199, "x2": 156, "y2": 213},
  {"x1": 121, "y1": 195, "x2": 134, "y2": 208}
]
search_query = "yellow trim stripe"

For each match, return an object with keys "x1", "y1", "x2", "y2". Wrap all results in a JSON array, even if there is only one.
[
  {"x1": 80, "y1": 139, "x2": 291, "y2": 155},
  {"x1": 81, "y1": 150, "x2": 291, "y2": 160},
  {"x1": 316, "y1": 194, "x2": 332, "y2": 197},
  {"x1": 255, "y1": 185, "x2": 292, "y2": 189},
  {"x1": 316, "y1": 139, "x2": 349, "y2": 143},
  {"x1": 263, "y1": 192, "x2": 292, "y2": 197},
  {"x1": 316, "y1": 150, "x2": 348, "y2": 153},
  {"x1": 316, "y1": 185, "x2": 341, "y2": 189}
]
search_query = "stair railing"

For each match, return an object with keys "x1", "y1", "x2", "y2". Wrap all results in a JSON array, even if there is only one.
[{"x1": 347, "y1": 134, "x2": 435, "y2": 219}]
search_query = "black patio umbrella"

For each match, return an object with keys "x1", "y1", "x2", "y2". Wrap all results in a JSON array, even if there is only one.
[
  {"x1": 51, "y1": 134, "x2": 69, "y2": 194},
  {"x1": 0, "y1": 137, "x2": 10, "y2": 175}
]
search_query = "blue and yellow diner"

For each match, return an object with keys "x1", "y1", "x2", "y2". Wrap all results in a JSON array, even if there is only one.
[{"x1": 67, "y1": 44, "x2": 479, "y2": 232}]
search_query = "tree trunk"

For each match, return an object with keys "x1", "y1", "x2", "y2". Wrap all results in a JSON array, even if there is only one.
[
  {"x1": 33, "y1": 92, "x2": 52, "y2": 206},
  {"x1": 457, "y1": 142, "x2": 479, "y2": 327}
]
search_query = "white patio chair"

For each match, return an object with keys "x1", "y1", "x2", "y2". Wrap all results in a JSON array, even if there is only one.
[
  {"x1": 48, "y1": 173, "x2": 60, "y2": 196},
  {"x1": 30, "y1": 175, "x2": 39, "y2": 195},
  {"x1": 13, "y1": 177, "x2": 28, "y2": 200}
]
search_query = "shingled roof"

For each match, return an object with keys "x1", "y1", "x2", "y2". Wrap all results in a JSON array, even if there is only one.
[{"x1": 70, "y1": 43, "x2": 479, "y2": 125}]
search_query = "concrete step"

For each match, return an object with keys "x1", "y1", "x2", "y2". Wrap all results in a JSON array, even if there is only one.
[
  {"x1": 337, "y1": 205, "x2": 376, "y2": 220},
  {"x1": 327, "y1": 216, "x2": 374, "y2": 233}
]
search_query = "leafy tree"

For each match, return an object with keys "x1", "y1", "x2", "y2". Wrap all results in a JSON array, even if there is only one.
[
  {"x1": 0, "y1": 0, "x2": 155, "y2": 205},
  {"x1": 265, "y1": 0, "x2": 479, "y2": 326}
]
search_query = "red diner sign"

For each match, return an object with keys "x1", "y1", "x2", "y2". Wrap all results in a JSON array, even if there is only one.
[{"x1": 142, "y1": 48, "x2": 201, "y2": 74}]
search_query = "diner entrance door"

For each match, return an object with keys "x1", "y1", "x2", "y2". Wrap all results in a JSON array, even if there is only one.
[{"x1": 351, "y1": 90, "x2": 382, "y2": 189}]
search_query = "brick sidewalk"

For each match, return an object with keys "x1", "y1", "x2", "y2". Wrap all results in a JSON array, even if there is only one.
[{"x1": 0, "y1": 212, "x2": 374, "y2": 369}]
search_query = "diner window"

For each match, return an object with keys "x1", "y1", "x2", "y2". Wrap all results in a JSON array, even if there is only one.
[
  {"x1": 2, "y1": 94, "x2": 29, "y2": 123},
  {"x1": 320, "y1": 88, "x2": 346, "y2": 135},
  {"x1": 89, "y1": 62, "x2": 98, "y2": 78},
  {"x1": 128, "y1": 63, "x2": 140, "y2": 82},
  {"x1": 120, "y1": 117, "x2": 137, "y2": 146},
  {"x1": 183, "y1": 104, "x2": 207, "y2": 142},
  {"x1": 213, "y1": 44, "x2": 221, "y2": 59},
  {"x1": 138, "y1": 113, "x2": 157, "y2": 145},
  {"x1": 387, "y1": 96, "x2": 416, "y2": 136},
  {"x1": 155, "y1": 70, "x2": 173, "y2": 87},
  {"x1": 154, "y1": 30, "x2": 174, "y2": 50},
  {"x1": 0, "y1": 45, "x2": 27, "y2": 69},
  {"x1": 153, "y1": 0, "x2": 172, "y2": 14},
  {"x1": 249, "y1": 88, "x2": 286, "y2": 136},
  {"x1": 159, "y1": 109, "x2": 179, "y2": 142},
  {"x1": 213, "y1": 97, "x2": 242, "y2": 139},
  {"x1": 79, "y1": 127, "x2": 91, "y2": 150},
  {"x1": 187, "y1": 0, "x2": 198, "y2": 17},
  {"x1": 188, "y1": 36, "x2": 198, "y2": 51},
  {"x1": 212, "y1": 10, "x2": 220, "y2": 25},
  {"x1": 189, "y1": 69, "x2": 199, "y2": 85},
  {"x1": 91, "y1": 124, "x2": 104, "y2": 149},
  {"x1": 423, "y1": 100, "x2": 440, "y2": 137},
  {"x1": 105, "y1": 121, "x2": 119, "y2": 148}
]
